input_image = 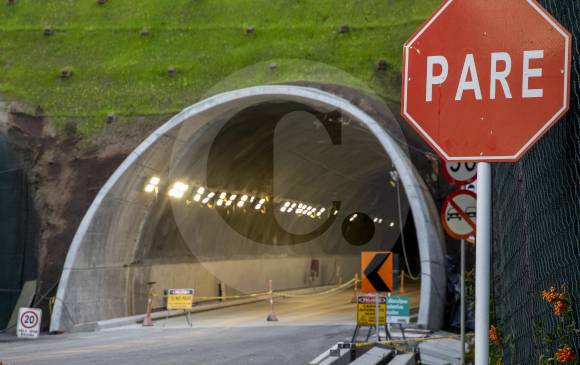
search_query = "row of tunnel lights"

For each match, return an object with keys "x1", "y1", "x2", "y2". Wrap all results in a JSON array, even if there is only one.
[{"x1": 144, "y1": 176, "x2": 392, "y2": 225}]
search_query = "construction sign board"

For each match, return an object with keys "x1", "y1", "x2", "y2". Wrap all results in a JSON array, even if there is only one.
[
  {"x1": 165, "y1": 289, "x2": 194, "y2": 310},
  {"x1": 361, "y1": 252, "x2": 393, "y2": 293},
  {"x1": 387, "y1": 295, "x2": 411, "y2": 324},
  {"x1": 357, "y1": 295, "x2": 386, "y2": 326},
  {"x1": 441, "y1": 190, "x2": 477, "y2": 240},
  {"x1": 16, "y1": 307, "x2": 42, "y2": 339}
]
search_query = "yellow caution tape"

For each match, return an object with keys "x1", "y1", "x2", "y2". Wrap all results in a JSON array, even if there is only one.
[{"x1": 192, "y1": 277, "x2": 356, "y2": 301}]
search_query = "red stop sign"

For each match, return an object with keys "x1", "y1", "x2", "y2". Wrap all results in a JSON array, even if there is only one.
[{"x1": 402, "y1": 0, "x2": 571, "y2": 162}]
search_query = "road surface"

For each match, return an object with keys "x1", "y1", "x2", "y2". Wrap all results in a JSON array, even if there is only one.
[{"x1": 0, "y1": 283, "x2": 420, "y2": 365}]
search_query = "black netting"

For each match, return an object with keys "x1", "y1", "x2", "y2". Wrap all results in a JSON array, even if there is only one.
[
  {"x1": 0, "y1": 135, "x2": 38, "y2": 330},
  {"x1": 491, "y1": 1, "x2": 580, "y2": 364}
]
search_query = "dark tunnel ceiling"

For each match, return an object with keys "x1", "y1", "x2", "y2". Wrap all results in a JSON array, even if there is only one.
[{"x1": 136, "y1": 101, "x2": 412, "y2": 262}]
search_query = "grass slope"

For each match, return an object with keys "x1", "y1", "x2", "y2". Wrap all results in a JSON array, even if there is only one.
[{"x1": 0, "y1": 0, "x2": 439, "y2": 140}]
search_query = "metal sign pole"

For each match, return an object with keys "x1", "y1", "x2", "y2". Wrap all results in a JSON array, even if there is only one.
[
  {"x1": 375, "y1": 292, "x2": 380, "y2": 342},
  {"x1": 475, "y1": 162, "x2": 491, "y2": 365},
  {"x1": 460, "y1": 238, "x2": 466, "y2": 365}
]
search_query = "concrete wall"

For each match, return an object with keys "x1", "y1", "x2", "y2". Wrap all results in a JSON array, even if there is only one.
[{"x1": 129, "y1": 255, "x2": 358, "y2": 314}]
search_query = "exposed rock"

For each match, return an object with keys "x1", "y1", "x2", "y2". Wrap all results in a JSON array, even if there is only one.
[
  {"x1": 376, "y1": 59, "x2": 388, "y2": 71},
  {"x1": 60, "y1": 67, "x2": 73, "y2": 79}
]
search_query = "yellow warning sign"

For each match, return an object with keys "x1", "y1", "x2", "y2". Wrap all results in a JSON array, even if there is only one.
[
  {"x1": 356, "y1": 295, "x2": 386, "y2": 326},
  {"x1": 166, "y1": 289, "x2": 194, "y2": 310}
]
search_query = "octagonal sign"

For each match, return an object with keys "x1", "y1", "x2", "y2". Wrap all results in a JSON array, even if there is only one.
[{"x1": 402, "y1": 0, "x2": 571, "y2": 162}]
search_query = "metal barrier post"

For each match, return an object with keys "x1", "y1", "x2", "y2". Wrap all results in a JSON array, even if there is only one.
[
  {"x1": 220, "y1": 282, "x2": 227, "y2": 302},
  {"x1": 266, "y1": 279, "x2": 278, "y2": 322},
  {"x1": 351, "y1": 274, "x2": 359, "y2": 303}
]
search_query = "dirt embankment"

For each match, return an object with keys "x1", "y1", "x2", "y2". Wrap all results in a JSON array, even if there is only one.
[{"x1": 2, "y1": 101, "x2": 165, "y2": 309}]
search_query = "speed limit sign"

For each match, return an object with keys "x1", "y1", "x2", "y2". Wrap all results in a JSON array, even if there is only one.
[
  {"x1": 17, "y1": 307, "x2": 42, "y2": 339},
  {"x1": 443, "y1": 161, "x2": 477, "y2": 186}
]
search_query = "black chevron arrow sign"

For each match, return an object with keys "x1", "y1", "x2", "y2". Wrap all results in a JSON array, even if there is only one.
[{"x1": 363, "y1": 252, "x2": 392, "y2": 292}]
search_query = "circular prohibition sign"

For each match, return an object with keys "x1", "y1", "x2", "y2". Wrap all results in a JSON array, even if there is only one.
[
  {"x1": 441, "y1": 190, "x2": 477, "y2": 241},
  {"x1": 442, "y1": 161, "x2": 477, "y2": 186},
  {"x1": 20, "y1": 311, "x2": 39, "y2": 329}
]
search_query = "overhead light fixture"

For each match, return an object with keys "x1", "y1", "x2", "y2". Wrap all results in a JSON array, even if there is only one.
[
  {"x1": 258, "y1": 198, "x2": 266, "y2": 205},
  {"x1": 168, "y1": 181, "x2": 189, "y2": 199},
  {"x1": 202, "y1": 197, "x2": 210, "y2": 204},
  {"x1": 280, "y1": 206, "x2": 287, "y2": 212},
  {"x1": 283, "y1": 201, "x2": 291, "y2": 208},
  {"x1": 389, "y1": 221, "x2": 395, "y2": 227},
  {"x1": 290, "y1": 203, "x2": 297, "y2": 208},
  {"x1": 217, "y1": 199, "x2": 224, "y2": 206},
  {"x1": 219, "y1": 192, "x2": 227, "y2": 199},
  {"x1": 241, "y1": 195, "x2": 248, "y2": 201},
  {"x1": 373, "y1": 218, "x2": 378, "y2": 223},
  {"x1": 225, "y1": 200, "x2": 233, "y2": 207},
  {"x1": 250, "y1": 196, "x2": 255, "y2": 202},
  {"x1": 349, "y1": 213, "x2": 358, "y2": 222},
  {"x1": 229, "y1": 194, "x2": 237, "y2": 200},
  {"x1": 254, "y1": 204, "x2": 262, "y2": 210},
  {"x1": 207, "y1": 192, "x2": 216, "y2": 198},
  {"x1": 237, "y1": 200, "x2": 245, "y2": 207},
  {"x1": 319, "y1": 208, "x2": 326, "y2": 213},
  {"x1": 144, "y1": 176, "x2": 161, "y2": 193},
  {"x1": 194, "y1": 194, "x2": 202, "y2": 202},
  {"x1": 197, "y1": 187, "x2": 205, "y2": 194},
  {"x1": 333, "y1": 209, "x2": 339, "y2": 216},
  {"x1": 378, "y1": 219, "x2": 383, "y2": 224}
]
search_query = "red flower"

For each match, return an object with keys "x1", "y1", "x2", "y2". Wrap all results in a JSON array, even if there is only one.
[
  {"x1": 555, "y1": 346, "x2": 576, "y2": 363},
  {"x1": 489, "y1": 325, "x2": 500, "y2": 344},
  {"x1": 542, "y1": 287, "x2": 559, "y2": 303},
  {"x1": 553, "y1": 301, "x2": 569, "y2": 317}
]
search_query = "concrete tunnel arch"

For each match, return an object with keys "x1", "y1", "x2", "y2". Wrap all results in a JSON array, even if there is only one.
[{"x1": 50, "y1": 85, "x2": 446, "y2": 332}]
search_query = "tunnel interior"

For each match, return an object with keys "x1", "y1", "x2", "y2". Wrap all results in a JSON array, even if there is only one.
[{"x1": 131, "y1": 100, "x2": 416, "y2": 309}]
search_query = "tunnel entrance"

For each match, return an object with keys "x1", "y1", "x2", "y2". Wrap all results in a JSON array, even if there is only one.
[{"x1": 51, "y1": 85, "x2": 445, "y2": 332}]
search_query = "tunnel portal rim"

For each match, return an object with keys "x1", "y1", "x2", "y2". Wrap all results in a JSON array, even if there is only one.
[{"x1": 50, "y1": 85, "x2": 445, "y2": 332}]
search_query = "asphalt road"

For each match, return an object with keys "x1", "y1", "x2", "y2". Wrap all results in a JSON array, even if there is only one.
[{"x1": 0, "y1": 285, "x2": 420, "y2": 365}]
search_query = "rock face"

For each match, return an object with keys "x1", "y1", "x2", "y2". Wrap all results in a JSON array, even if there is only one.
[{"x1": 0, "y1": 99, "x2": 164, "y2": 328}]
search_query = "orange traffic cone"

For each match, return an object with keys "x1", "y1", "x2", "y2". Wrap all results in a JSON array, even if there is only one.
[{"x1": 399, "y1": 270, "x2": 405, "y2": 294}]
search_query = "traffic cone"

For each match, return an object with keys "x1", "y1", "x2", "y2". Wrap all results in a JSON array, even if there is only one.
[
  {"x1": 142, "y1": 294, "x2": 154, "y2": 327},
  {"x1": 399, "y1": 270, "x2": 405, "y2": 294},
  {"x1": 266, "y1": 279, "x2": 278, "y2": 322}
]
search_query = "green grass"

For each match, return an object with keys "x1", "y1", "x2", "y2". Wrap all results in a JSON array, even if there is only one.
[{"x1": 0, "y1": 0, "x2": 439, "y2": 141}]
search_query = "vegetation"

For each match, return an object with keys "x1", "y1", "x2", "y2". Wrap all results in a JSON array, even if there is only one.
[{"x1": 0, "y1": 0, "x2": 439, "y2": 140}]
